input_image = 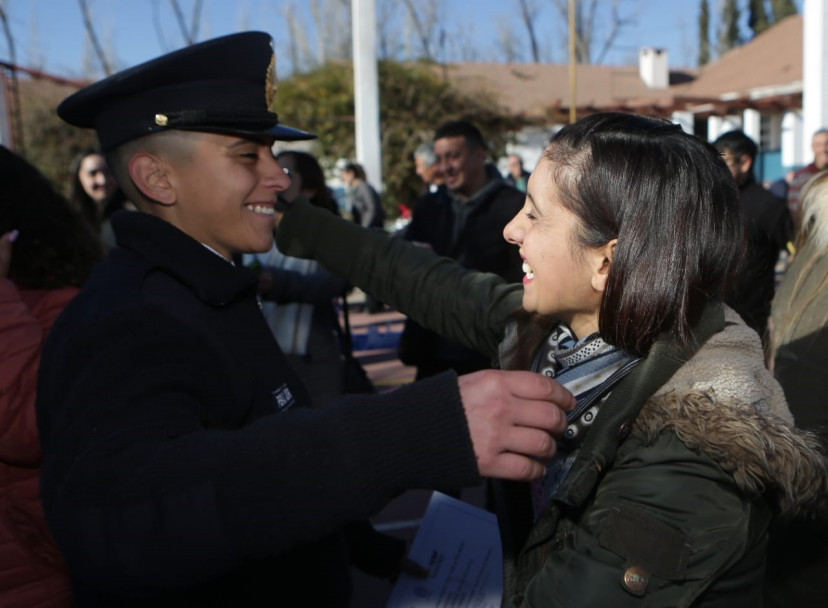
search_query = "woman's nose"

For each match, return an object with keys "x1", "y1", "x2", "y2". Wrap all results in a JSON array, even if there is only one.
[{"x1": 503, "y1": 214, "x2": 521, "y2": 244}]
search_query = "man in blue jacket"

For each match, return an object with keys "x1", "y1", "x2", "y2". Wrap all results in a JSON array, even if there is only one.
[{"x1": 35, "y1": 32, "x2": 573, "y2": 605}]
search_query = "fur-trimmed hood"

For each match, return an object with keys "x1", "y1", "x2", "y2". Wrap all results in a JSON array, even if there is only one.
[{"x1": 635, "y1": 307, "x2": 828, "y2": 517}]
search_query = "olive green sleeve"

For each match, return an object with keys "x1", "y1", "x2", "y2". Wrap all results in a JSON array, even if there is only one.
[{"x1": 275, "y1": 197, "x2": 523, "y2": 358}]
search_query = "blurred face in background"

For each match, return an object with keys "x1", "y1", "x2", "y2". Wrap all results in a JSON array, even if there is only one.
[
  {"x1": 434, "y1": 135, "x2": 487, "y2": 198},
  {"x1": 415, "y1": 156, "x2": 443, "y2": 186},
  {"x1": 78, "y1": 153, "x2": 117, "y2": 203},
  {"x1": 720, "y1": 149, "x2": 752, "y2": 183},
  {"x1": 507, "y1": 155, "x2": 524, "y2": 179},
  {"x1": 812, "y1": 131, "x2": 828, "y2": 170},
  {"x1": 340, "y1": 168, "x2": 356, "y2": 187}
]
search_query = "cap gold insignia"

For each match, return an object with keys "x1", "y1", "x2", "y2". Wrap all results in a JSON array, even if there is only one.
[
  {"x1": 265, "y1": 53, "x2": 275, "y2": 109},
  {"x1": 155, "y1": 113, "x2": 169, "y2": 127}
]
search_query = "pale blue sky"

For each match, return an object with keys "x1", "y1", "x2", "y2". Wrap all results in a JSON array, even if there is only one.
[{"x1": 1, "y1": 0, "x2": 800, "y2": 79}]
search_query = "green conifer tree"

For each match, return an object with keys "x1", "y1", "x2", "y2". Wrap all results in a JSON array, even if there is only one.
[
  {"x1": 749, "y1": 0, "x2": 771, "y2": 36},
  {"x1": 770, "y1": 0, "x2": 798, "y2": 22},
  {"x1": 717, "y1": 0, "x2": 742, "y2": 56}
]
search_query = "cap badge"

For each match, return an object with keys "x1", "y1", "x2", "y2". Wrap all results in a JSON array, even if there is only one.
[{"x1": 155, "y1": 113, "x2": 169, "y2": 127}]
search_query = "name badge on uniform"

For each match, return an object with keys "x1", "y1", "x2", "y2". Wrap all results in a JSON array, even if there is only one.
[{"x1": 271, "y1": 383, "x2": 295, "y2": 412}]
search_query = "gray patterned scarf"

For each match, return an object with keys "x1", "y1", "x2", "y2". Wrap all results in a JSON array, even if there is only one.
[{"x1": 530, "y1": 324, "x2": 641, "y2": 519}]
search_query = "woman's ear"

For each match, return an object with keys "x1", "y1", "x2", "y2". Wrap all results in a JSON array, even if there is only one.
[
  {"x1": 127, "y1": 153, "x2": 176, "y2": 206},
  {"x1": 591, "y1": 239, "x2": 617, "y2": 292}
]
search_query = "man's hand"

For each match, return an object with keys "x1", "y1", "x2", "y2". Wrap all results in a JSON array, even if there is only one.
[
  {"x1": 0, "y1": 230, "x2": 18, "y2": 278},
  {"x1": 257, "y1": 268, "x2": 274, "y2": 296},
  {"x1": 457, "y1": 370, "x2": 575, "y2": 481}
]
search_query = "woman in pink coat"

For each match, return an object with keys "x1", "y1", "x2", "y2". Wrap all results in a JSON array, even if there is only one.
[{"x1": 0, "y1": 146, "x2": 102, "y2": 607}]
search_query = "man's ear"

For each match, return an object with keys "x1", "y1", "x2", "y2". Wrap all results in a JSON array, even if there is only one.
[
  {"x1": 128, "y1": 153, "x2": 176, "y2": 206},
  {"x1": 591, "y1": 239, "x2": 617, "y2": 293}
]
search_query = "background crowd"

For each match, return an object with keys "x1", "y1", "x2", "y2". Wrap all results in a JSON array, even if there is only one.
[{"x1": 0, "y1": 29, "x2": 827, "y2": 607}]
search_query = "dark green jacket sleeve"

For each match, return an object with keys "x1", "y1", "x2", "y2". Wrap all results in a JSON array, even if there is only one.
[{"x1": 276, "y1": 197, "x2": 524, "y2": 360}]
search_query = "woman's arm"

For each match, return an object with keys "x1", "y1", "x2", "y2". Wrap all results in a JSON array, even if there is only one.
[{"x1": 276, "y1": 197, "x2": 523, "y2": 358}]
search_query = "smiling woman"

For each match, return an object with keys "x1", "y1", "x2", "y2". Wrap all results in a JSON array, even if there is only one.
[
  {"x1": 503, "y1": 169, "x2": 607, "y2": 339},
  {"x1": 276, "y1": 111, "x2": 828, "y2": 608}
]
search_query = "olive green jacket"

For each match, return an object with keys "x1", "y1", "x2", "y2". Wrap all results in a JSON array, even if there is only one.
[{"x1": 277, "y1": 199, "x2": 828, "y2": 608}]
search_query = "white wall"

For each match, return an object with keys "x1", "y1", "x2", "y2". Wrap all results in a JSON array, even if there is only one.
[
  {"x1": 352, "y1": 0, "x2": 382, "y2": 191},
  {"x1": 639, "y1": 47, "x2": 669, "y2": 89},
  {"x1": 707, "y1": 115, "x2": 742, "y2": 141},
  {"x1": 803, "y1": 0, "x2": 828, "y2": 162},
  {"x1": 671, "y1": 111, "x2": 694, "y2": 134},
  {"x1": 742, "y1": 109, "x2": 762, "y2": 145},
  {"x1": 781, "y1": 110, "x2": 805, "y2": 169}
]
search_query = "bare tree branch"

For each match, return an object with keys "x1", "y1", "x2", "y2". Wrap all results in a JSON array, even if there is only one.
[
  {"x1": 189, "y1": 0, "x2": 203, "y2": 43},
  {"x1": 282, "y1": 0, "x2": 313, "y2": 74},
  {"x1": 77, "y1": 0, "x2": 113, "y2": 75},
  {"x1": 167, "y1": 0, "x2": 203, "y2": 45},
  {"x1": 517, "y1": 0, "x2": 541, "y2": 62},
  {"x1": 496, "y1": 21, "x2": 521, "y2": 63},
  {"x1": 549, "y1": 0, "x2": 632, "y2": 64},
  {"x1": 402, "y1": 0, "x2": 441, "y2": 61},
  {"x1": 169, "y1": 0, "x2": 190, "y2": 43},
  {"x1": 283, "y1": 3, "x2": 301, "y2": 73},
  {"x1": 593, "y1": 0, "x2": 634, "y2": 64},
  {"x1": 377, "y1": 0, "x2": 403, "y2": 59},
  {"x1": 152, "y1": 0, "x2": 171, "y2": 52}
]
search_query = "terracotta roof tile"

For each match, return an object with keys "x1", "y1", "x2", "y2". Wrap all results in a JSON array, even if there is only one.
[{"x1": 438, "y1": 14, "x2": 801, "y2": 118}]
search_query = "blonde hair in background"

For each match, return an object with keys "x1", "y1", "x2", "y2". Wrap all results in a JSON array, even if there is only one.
[{"x1": 774, "y1": 171, "x2": 828, "y2": 351}]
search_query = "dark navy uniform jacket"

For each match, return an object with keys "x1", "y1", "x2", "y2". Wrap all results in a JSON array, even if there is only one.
[{"x1": 36, "y1": 211, "x2": 478, "y2": 606}]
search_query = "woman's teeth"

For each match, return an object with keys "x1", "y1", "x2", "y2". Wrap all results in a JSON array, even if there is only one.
[
  {"x1": 246, "y1": 204, "x2": 274, "y2": 215},
  {"x1": 522, "y1": 261, "x2": 534, "y2": 280}
]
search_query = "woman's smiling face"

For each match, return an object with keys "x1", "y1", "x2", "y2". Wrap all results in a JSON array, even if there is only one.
[{"x1": 503, "y1": 158, "x2": 609, "y2": 339}]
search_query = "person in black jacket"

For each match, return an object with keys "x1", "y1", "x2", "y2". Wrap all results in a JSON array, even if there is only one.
[
  {"x1": 35, "y1": 32, "x2": 575, "y2": 606},
  {"x1": 713, "y1": 130, "x2": 793, "y2": 348},
  {"x1": 400, "y1": 120, "x2": 524, "y2": 379}
]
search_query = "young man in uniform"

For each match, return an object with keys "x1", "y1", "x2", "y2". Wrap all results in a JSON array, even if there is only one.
[{"x1": 36, "y1": 32, "x2": 573, "y2": 605}]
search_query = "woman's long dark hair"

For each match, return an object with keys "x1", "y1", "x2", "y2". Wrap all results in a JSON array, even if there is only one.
[
  {"x1": 68, "y1": 147, "x2": 104, "y2": 230},
  {"x1": 0, "y1": 146, "x2": 103, "y2": 289},
  {"x1": 506, "y1": 113, "x2": 744, "y2": 367}
]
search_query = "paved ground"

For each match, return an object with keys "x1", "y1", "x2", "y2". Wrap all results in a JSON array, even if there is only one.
[{"x1": 343, "y1": 300, "x2": 488, "y2": 607}]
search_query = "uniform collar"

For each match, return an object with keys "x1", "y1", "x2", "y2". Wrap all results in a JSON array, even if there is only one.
[{"x1": 111, "y1": 210, "x2": 258, "y2": 306}]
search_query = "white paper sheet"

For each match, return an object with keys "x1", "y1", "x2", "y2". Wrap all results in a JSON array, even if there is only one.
[{"x1": 386, "y1": 491, "x2": 503, "y2": 608}]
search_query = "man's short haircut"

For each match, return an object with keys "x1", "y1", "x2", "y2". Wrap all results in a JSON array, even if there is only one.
[
  {"x1": 414, "y1": 143, "x2": 437, "y2": 167},
  {"x1": 813, "y1": 128, "x2": 828, "y2": 140},
  {"x1": 713, "y1": 130, "x2": 758, "y2": 161},
  {"x1": 434, "y1": 120, "x2": 487, "y2": 152},
  {"x1": 105, "y1": 130, "x2": 198, "y2": 208}
]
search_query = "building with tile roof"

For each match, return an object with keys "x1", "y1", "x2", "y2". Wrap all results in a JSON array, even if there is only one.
[{"x1": 440, "y1": 14, "x2": 808, "y2": 184}]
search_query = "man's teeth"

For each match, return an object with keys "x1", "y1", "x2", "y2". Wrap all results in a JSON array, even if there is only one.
[
  {"x1": 522, "y1": 261, "x2": 534, "y2": 280},
  {"x1": 246, "y1": 204, "x2": 274, "y2": 215}
]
